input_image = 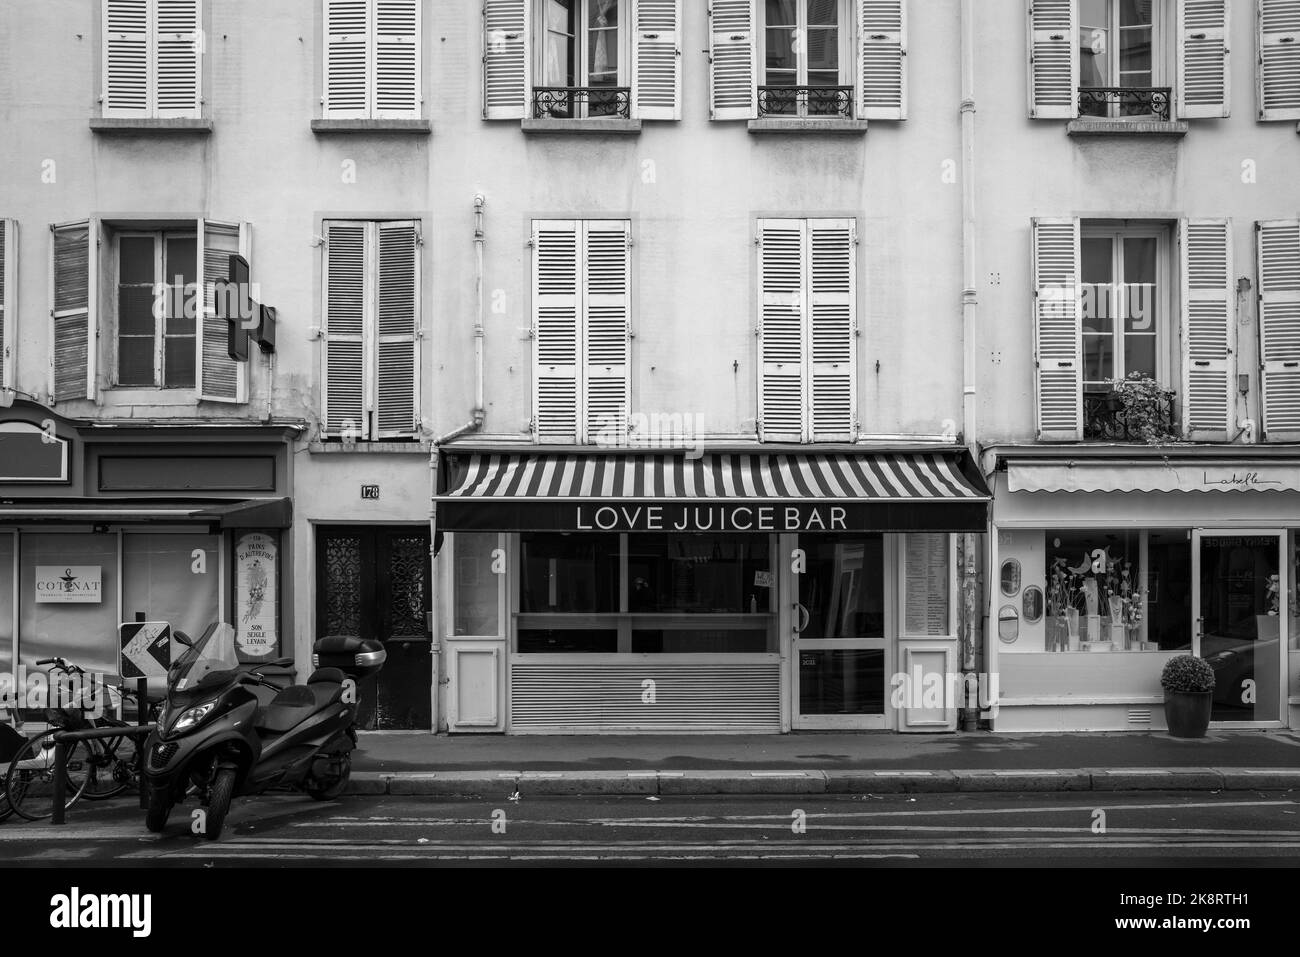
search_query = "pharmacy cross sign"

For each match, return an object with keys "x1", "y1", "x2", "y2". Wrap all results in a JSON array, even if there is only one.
[{"x1": 119, "y1": 621, "x2": 172, "y2": 679}]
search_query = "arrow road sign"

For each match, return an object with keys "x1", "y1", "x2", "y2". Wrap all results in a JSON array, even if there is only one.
[{"x1": 120, "y1": 621, "x2": 172, "y2": 679}]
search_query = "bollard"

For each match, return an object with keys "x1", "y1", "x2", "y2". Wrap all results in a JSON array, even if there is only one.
[{"x1": 51, "y1": 737, "x2": 67, "y2": 826}]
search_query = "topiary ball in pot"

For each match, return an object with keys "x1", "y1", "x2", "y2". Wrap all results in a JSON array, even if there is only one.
[{"x1": 1160, "y1": 654, "x2": 1216, "y2": 738}]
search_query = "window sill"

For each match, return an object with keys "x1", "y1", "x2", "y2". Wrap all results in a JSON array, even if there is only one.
[
  {"x1": 308, "y1": 440, "x2": 432, "y2": 454},
  {"x1": 310, "y1": 119, "x2": 432, "y2": 135},
  {"x1": 747, "y1": 118, "x2": 869, "y2": 134},
  {"x1": 1066, "y1": 118, "x2": 1188, "y2": 137},
  {"x1": 520, "y1": 118, "x2": 641, "y2": 134},
  {"x1": 90, "y1": 118, "x2": 213, "y2": 135}
]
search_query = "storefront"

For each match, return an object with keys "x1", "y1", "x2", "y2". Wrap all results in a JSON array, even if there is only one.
[
  {"x1": 987, "y1": 447, "x2": 1300, "y2": 732},
  {"x1": 433, "y1": 448, "x2": 989, "y2": 734},
  {"x1": 0, "y1": 401, "x2": 297, "y2": 713}
]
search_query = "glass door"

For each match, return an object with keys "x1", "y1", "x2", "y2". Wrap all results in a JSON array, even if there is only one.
[
  {"x1": 792, "y1": 534, "x2": 889, "y2": 730},
  {"x1": 1192, "y1": 531, "x2": 1286, "y2": 726}
]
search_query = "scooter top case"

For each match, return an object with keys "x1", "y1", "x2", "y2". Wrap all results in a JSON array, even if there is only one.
[{"x1": 311, "y1": 635, "x2": 387, "y2": 680}]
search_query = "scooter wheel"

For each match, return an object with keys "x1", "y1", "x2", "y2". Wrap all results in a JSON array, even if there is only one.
[
  {"x1": 200, "y1": 767, "x2": 236, "y2": 841},
  {"x1": 305, "y1": 754, "x2": 351, "y2": 802},
  {"x1": 145, "y1": 791, "x2": 172, "y2": 833}
]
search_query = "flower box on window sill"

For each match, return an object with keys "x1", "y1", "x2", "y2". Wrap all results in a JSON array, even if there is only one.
[
  {"x1": 1066, "y1": 119, "x2": 1188, "y2": 137},
  {"x1": 521, "y1": 118, "x2": 642, "y2": 135},
  {"x1": 90, "y1": 118, "x2": 213, "y2": 135},
  {"x1": 748, "y1": 118, "x2": 869, "y2": 135},
  {"x1": 310, "y1": 119, "x2": 432, "y2": 135}
]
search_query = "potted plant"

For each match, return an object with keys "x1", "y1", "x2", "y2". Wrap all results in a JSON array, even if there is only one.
[
  {"x1": 1112, "y1": 372, "x2": 1178, "y2": 444},
  {"x1": 1160, "y1": 654, "x2": 1216, "y2": 738}
]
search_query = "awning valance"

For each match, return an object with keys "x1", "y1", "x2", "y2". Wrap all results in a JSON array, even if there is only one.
[
  {"x1": 1008, "y1": 462, "x2": 1300, "y2": 494},
  {"x1": 437, "y1": 452, "x2": 989, "y2": 533},
  {"x1": 0, "y1": 497, "x2": 293, "y2": 529}
]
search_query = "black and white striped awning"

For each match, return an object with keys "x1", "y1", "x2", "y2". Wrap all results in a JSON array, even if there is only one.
[{"x1": 437, "y1": 451, "x2": 989, "y2": 533}]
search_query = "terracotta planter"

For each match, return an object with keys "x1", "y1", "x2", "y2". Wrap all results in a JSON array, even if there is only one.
[{"x1": 1164, "y1": 690, "x2": 1213, "y2": 739}]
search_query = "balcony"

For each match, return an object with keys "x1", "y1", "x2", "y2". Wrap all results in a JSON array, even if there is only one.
[
  {"x1": 532, "y1": 86, "x2": 631, "y2": 120},
  {"x1": 1078, "y1": 86, "x2": 1173, "y2": 121},
  {"x1": 1084, "y1": 389, "x2": 1178, "y2": 443},
  {"x1": 757, "y1": 85, "x2": 854, "y2": 119}
]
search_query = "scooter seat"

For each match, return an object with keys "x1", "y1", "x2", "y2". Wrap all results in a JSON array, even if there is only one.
[{"x1": 254, "y1": 682, "x2": 345, "y2": 734}]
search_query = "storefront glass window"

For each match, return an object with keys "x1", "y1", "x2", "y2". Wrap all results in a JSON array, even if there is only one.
[
  {"x1": 123, "y1": 533, "x2": 219, "y2": 659},
  {"x1": 520, "y1": 534, "x2": 620, "y2": 614},
  {"x1": 0, "y1": 534, "x2": 13, "y2": 693},
  {"x1": 626, "y1": 535, "x2": 772, "y2": 615},
  {"x1": 19, "y1": 534, "x2": 120, "y2": 676},
  {"x1": 453, "y1": 533, "x2": 502, "y2": 636}
]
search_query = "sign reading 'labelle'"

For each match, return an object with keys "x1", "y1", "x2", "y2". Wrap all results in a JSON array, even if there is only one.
[
  {"x1": 34, "y1": 566, "x2": 102, "y2": 604},
  {"x1": 576, "y1": 504, "x2": 850, "y2": 533}
]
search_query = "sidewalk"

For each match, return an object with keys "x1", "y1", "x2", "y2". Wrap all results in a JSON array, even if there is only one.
[{"x1": 348, "y1": 729, "x2": 1300, "y2": 797}]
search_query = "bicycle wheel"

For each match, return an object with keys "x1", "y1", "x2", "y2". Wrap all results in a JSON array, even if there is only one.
[
  {"x1": 4, "y1": 731, "x2": 95, "y2": 822},
  {"x1": 80, "y1": 730, "x2": 139, "y2": 801}
]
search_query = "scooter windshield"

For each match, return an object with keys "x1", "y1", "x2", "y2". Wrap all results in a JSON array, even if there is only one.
[{"x1": 171, "y1": 622, "x2": 241, "y2": 693}]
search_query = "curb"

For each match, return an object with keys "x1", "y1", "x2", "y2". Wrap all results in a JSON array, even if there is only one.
[{"x1": 347, "y1": 767, "x2": 1300, "y2": 797}]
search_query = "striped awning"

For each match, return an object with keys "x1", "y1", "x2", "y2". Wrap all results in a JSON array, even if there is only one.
[{"x1": 437, "y1": 452, "x2": 989, "y2": 533}]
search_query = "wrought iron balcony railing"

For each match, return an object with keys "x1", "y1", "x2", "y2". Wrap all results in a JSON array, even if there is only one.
[
  {"x1": 1077, "y1": 86, "x2": 1173, "y2": 122},
  {"x1": 532, "y1": 86, "x2": 631, "y2": 120},
  {"x1": 1084, "y1": 390, "x2": 1178, "y2": 442},
  {"x1": 757, "y1": 85, "x2": 854, "y2": 119}
]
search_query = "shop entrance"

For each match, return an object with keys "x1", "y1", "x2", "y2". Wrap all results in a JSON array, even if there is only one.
[
  {"x1": 791, "y1": 534, "x2": 890, "y2": 730},
  {"x1": 1192, "y1": 531, "x2": 1287, "y2": 726},
  {"x1": 316, "y1": 526, "x2": 432, "y2": 730}
]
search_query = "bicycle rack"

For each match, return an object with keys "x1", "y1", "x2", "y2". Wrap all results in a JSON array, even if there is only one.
[{"x1": 49, "y1": 722, "x2": 158, "y2": 825}]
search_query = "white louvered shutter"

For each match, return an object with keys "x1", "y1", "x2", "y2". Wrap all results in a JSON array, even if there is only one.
[
  {"x1": 859, "y1": 0, "x2": 906, "y2": 120},
  {"x1": 155, "y1": 0, "x2": 200, "y2": 118},
  {"x1": 583, "y1": 222, "x2": 631, "y2": 444},
  {"x1": 50, "y1": 220, "x2": 98, "y2": 403},
  {"x1": 534, "y1": 221, "x2": 581, "y2": 444},
  {"x1": 633, "y1": 0, "x2": 681, "y2": 121},
  {"x1": 325, "y1": 0, "x2": 371, "y2": 118},
  {"x1": 0, "y1": 220, "x2": 14, "y2": 391},
  {"x1": 197, "y1": 219, "x2": 247, "y2": 404},
  {"x1": 1177, "y1": 0, "x2": 1229, "y2": 118},
  {"x1": 1257, "y1": 220, "x2": 1300, "y2": 441},
  {"x1": 1032, "y1": 218, "x2": 1082, "y2": 441},
  {"x1": 1258, "y1": 0, "x2": 1300, "y2": 120},
  {"x1": 1027, "y1": 0, "x2": 1077, "y2": 119},
  {"x1": 1180, "y1": 218, "x2": 1234, "y2": 440},
  {"x1": 375, "y1": 221, "x2": 420, "y2": 437},
  {"x1": 483, "y1": 0, "x2": 530, "y2": 120},
  {"x1": 758, "y1": 220, "x2": 807, "y2": 444},
  {"x1": 708, "y1": 0, "x2": 757, "y2": 120},
  {"x1": 809, "y1": 220, "x2": 857, "y2": 442},
  {"x1": 322, "y1": 222, "x2": 368, "y2": 437},
  {"x1": 374, "y1": 0, "x2": 420, "y2": 118},
  {"x1": 103, "y1": 0, "x2": 150, "y2": 116}
]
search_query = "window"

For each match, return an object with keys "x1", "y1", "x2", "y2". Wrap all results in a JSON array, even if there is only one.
[
  {"x1": 757, "y1": 218, "x2": 857, "y2": 443},
  {"x1": 761, "y1": 0, "x2": 850, "y2": 116},
  {"x1": 1257, "y1": 220, "x2": 1300, "y2": 442},
  {"x1": 532, "y1": 220, "x2": 630, "y2": 444},
  {"x1": 1258, "y1": 0, "x2": 1300, "y2": 121},
  {"x1": 1078, "y1": 0, "x2": 1159, "y2": 117},
  {"x1": 536, "y1": 0, "x2": 628, "y2": 117},
  {"x1": 320, "y1": 219, "x2": 422, "y2": 440},
  {"x1": 116, "y1": 232, "x2": 197, "y2": 388},
  {"x1": 323, "y1": 0, "x2": 421, "y2": 120},
  {"x1": 0, "y1": 219, "x2": 13, "y2": 391},
  {"x1": 101, "y1": 0, "x2": 202, "y2": 119}
]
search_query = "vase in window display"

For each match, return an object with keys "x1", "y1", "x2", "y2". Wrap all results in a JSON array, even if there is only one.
[
  {"x1": 1108, "y1": 596, "x2": 1126, "y2": 649},
  {"x1": 1065, "y1": 608, "x2": 1080, "y2": 651}
]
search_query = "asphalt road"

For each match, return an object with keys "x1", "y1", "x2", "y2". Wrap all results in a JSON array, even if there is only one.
[{"x1": 2, "y1": 789, "x2": 1300, "y2": 867}]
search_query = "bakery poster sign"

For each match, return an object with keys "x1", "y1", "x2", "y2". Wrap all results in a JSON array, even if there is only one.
[
  {"x1": 35, "y1": 566, "x2": 103, "y2": 603},
  {"x1": 234, "y1": 532, "x2": 278, "y2": 659}
]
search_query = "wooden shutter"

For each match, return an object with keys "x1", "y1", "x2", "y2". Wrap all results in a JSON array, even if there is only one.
[
  {"x1": 1177, "y1": 0, "x2": 1229, "y2": 118},
  {"x1": 50, "y1": 220, "x2": 98, "y2": 403},
  {"x1": 809, "y1": 219, "x2": 857, "y2": 442},
  {"x1": 375, "y1": 221, "x2": 420, "y2": 437},
  {"x1": 859, "y1": 0, "x2": 907, "y2": 120},
  {"x1": 322, "y1": 221, "x2": 368, "y2": 437},
  {"x1": 533, "y1": 221, "x2": 580, "y2": 443},
  {"x1": 0, "y1": 220, "x2": 14, "y2": 391},
  {"x1": 633, "y1": 0, "x2": 682, "y2": 121},
  {"x1": 1258, "y1": 0, "x2": 1300, "y2": 120},
  {"x1": 758, "y1": 220, "x2": 807, "y2": 443},
  {"x1": 197, "y1": 219, "x2": 247, "y2": 404},
  {"x1": 1180, "y1": 218, "x2": 1234, "y2": 440},
  {"x1": 1257, "y1": 220, "x2": 1300, "y2": 441},
  {"x1": 708, "y1": 0, "x2": 757, "y2": 120},
  {"x1": 155, "y1": 0, "x2": 201, "y2": 118},
  {"x1": 325, "y1": 0, "x2": 371, "y2": 118},
  {"x1": 103, "y1": 0, "x2": 150, "y2": 116},
  {"x1": 1027, "y1": 0, "x2": 1077, "y2": 119},
  {"x1": 483, "y1": 0, "x2": 530, "y2": 120},
  {"x1": 1032, "y1": 218, "x2": 1082, "y2": 441},
  {"x1": 583, "y1": 222, "x2": 631, "y2": 444},
  {"x1": 374, "y1": 0, "x2": 420, "y2": 118}
]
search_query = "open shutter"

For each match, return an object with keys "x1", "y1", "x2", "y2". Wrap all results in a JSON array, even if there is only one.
[
  {"x1": 1257, "y1": 220, "x2": 1300, "y2": 441},
  {"x1": 1032, "y1": 218, "x2": 1082, "y2": 441},
  {"x1": 1177, "y1": 0, "x2": 1229, "y2": 118},
  {"x1": 708, "y1": 0, "x2": 757, "y2": 120},
  {"x1": 322, "y1": 222, "x2": 368, "y2": 437},
  {"x1": 103, "y1": 0, "x2": 150, "y2": 116},
  {"x1": 809, "y1": 220, "x2": 857, "y2": 442},
  {"x1": 1180, "y1": 218, "x2": 1234, "y2": 440},
  {"x1": 155, "y1": 0, "x2": 201, "y2": 118},
  {"x1": 374, "y1": 0, "x2": 420, "y2": 118},
  {"x1": 1258, "y1": 0, "x2": 1300, "y2": 120},
  {"x1": 325, "y1": 0, "x2": 371, "y2": 118},
  {"x1": 583, "y1": 222, "x2": 631, "y2": 444},
  {"x1": 1027, "y1": 0, "x2": 1077, "y2": 119},
  {"x1": 859, "y1": 0, "x2": 907, "y2": 120},
  {"x1": 758, "y1": 219, "x2": 807, "y2": 443},
  {"x1": 533, "y1": 221, "x2": 580, "y2": 444},
  {"x1": 197, "y1": 220, "x2": 248, "y2": 404},
  {"x1": 375, "y1": 221, "x2": 420, "y2": 437},
  {"x1": 0, "y1": 220, "x2": 14, "y2": 391},
  {"x1": 483, "y1": 0, "x2": 530, "y2": 120},
  {"x1": 50, "y1": 220, "x2": 98, "y2": 403},
  {"x1": 632, "y1": 0, "x2": 682, "y2": 121}
]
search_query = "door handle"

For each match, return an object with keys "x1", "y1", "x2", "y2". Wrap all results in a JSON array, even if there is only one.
[{"x1": 792, "y1": 602, "x2": 810, "y2": 635}]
